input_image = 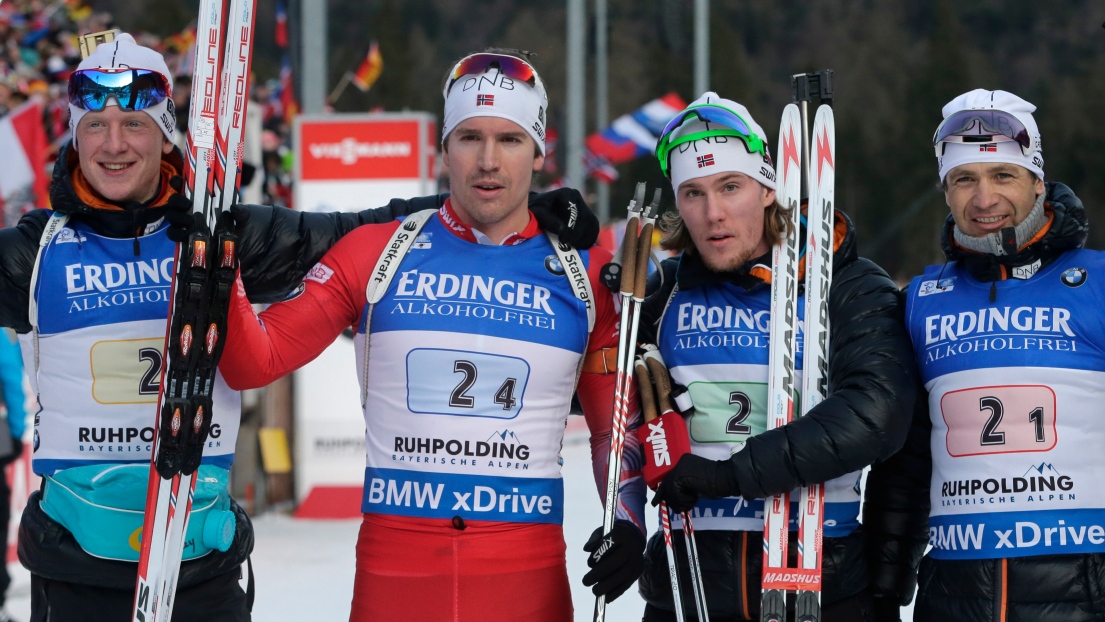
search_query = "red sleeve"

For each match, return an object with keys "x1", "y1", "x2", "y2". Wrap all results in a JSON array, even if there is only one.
[
  {"x1": 576, "y1": 246, "x2": 647, "y2": 531},
  {"x1": 219, "y1": 221, "x2": 400, "y2": 390}
]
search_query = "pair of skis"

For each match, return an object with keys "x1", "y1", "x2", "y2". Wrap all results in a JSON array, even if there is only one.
[
  {"x1": 132, "y1": 1, "x2": 256, "y2": 620},
  {"x1": 760, "y1": 75, "x2": 836, "y2": 622},
  {"x1": 594, "y1": 183, "x2": 659, "y2": 622},
  {"x1": 636, "y1": 346, "x2": 709, "y2": 622}
]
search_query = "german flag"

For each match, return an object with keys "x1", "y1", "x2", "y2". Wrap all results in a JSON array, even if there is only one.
[{"x1": 350, "y1": 42, "x2": 383, "y2": 92}]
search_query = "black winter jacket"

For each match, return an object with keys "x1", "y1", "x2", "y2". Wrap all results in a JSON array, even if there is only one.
[
  {"x1": 3, "y1": 144, "x2": 436, "y2": 587},
  {"x1": 0, "y1": 144, "x2": 441, "y2": 333},
  {"x1": 638, "y1": 209, "x2": 919, "y2": 617},
  {"x1": 865, "y1": 182, "x2": 1105, "y2": 622}
]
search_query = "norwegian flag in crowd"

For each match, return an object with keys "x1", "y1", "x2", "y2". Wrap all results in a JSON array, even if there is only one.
[
  {"x1": 476, "y1": 94, "x2": 495, "y2": 106},
  {"x1": 697, "y1": 154, "x2": 715, "y2": 168},
  {"x1": 0, "y1": 101, "x2": 49, "y2": 225},
  {"x1": 584, "y1": 150, "x2": 619, "y2": 183},
  {"x1": 585, "y1": 92, "x2": 687, "y2": 164},
  {"x1": 979, "y1": 144, "x2": 997, "y2": 152}
]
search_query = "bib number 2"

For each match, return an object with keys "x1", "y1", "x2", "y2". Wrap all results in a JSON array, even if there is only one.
[{"x1": 686, "y1": 381, "x2": 768, "y2": 443}]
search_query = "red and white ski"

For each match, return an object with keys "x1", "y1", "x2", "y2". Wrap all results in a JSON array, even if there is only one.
[{"x1": 132, "y1": 1, "x2": 256, "y2": 620}]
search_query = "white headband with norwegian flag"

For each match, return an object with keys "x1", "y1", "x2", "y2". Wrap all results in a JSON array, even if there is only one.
[
  {"x1": 441, "y1": 66, "x2": 548, "y2": 156},
  {"x1": 668, "y1": 92, "x2": 776, "y2": 192}
]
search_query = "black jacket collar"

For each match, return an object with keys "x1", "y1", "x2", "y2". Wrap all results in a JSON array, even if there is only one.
[{"x1": 48, "y1": 141, "x2": 184, "y2": 240}]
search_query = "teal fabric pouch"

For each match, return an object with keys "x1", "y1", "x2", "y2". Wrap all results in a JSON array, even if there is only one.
[{"x1": 42, "y1": 463, "x2": 237, "y2": 562}]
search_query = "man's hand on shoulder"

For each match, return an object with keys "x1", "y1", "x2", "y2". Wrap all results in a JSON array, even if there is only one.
[{"x1": 530, "y1": 187, "x2": 599, "y2": 249}]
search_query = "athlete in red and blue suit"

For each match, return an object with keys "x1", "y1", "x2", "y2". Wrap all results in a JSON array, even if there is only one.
[{"x1": 218, "y1": 51, "x2": 646, "y2": 621}]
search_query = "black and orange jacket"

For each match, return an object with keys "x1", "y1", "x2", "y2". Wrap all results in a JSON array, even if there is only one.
[
  {"x1": 637, "y1": 208, "x2": 919, "y2": 616},
  {"x1": 865, "y1": 182, "x2": 1105, "y2": 622},
  {"x1": 0, "y1": 142, "x2": 430, "y2": 334}
]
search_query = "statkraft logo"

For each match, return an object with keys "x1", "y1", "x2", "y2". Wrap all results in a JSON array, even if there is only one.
[{"x1": 307, "y1": 138, "x2": 412, "y2": 165}]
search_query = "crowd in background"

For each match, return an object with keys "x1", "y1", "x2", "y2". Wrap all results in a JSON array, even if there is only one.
[{"x1": 0, "y1": 0, "x2": 296, "y2": 228}]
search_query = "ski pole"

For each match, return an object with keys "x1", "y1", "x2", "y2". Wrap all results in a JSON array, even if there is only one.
[
  {"x1": 635, "y1": 358, "x2": 687, "y2": 622},
  {"x1": 594, "y1": 185, "x2": 660, "y2": 621},
  {"x1": 643, "y1": 349, "x2": 709, "y2": 622}
]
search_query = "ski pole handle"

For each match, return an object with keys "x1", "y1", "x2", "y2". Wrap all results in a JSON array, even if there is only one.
[{"x1": 635, "y1": 359, "x2": 658, "y2": 423}]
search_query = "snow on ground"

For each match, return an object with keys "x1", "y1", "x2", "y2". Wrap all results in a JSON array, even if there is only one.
[{"x1": 3, "y1": 431, "x2": 915, "y2": 621}]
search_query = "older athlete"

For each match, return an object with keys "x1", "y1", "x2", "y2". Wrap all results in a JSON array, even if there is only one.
[{"x1": 867, "y1": 89, "x2": 1105, "y2": 622}]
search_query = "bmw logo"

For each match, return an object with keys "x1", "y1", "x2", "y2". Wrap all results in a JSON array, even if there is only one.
[
  {"x1": 33, "y1": 429, "x2": 40, "y2": 452},
  {"x1": 1061, "y1": 267, "x2": 1087, "y2": 288},
  {"x1": 544, "y1": 254, "x2": 564, "y2": 275}
]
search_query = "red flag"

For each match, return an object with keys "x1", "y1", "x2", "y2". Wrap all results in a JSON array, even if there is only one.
[
  {"x1": 0, "y1": 101, "x2": 49, "y2": 221},
  {"x1": 350, "y1": 42, "x2": 383, "y2": 92},
  {"x1": 275, "y1": 0, "x2": 289, "y2": 49}
]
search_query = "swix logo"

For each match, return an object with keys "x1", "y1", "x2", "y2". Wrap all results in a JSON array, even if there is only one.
[
  {"x1": 307, "y1": 138, "x2": 412, "y2": 165},
  {"x1": 439, "y1": 206, "x2": 467, "y2": 235},
  {"x1": 171, "y1": 408, "x2": 182, "y2": 435},
  {"x1": 646, "y1": 421, "x2": 671, "y2": 466},
  {"x1": 591, "y1": 535, "x2": 614, "y2": 563}
]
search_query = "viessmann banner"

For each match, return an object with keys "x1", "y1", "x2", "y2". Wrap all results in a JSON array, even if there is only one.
[
  {"x1": 293, "y1": 112, "x2": 437, "y2": 517},
  {"x1": 294, "y1": 112, "x2": 437, "y2": 213}
]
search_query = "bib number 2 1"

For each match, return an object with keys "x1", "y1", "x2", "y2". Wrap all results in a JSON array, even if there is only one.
[{"x1": 941, "y1": 385, "x2": 1056, "y2": 457}]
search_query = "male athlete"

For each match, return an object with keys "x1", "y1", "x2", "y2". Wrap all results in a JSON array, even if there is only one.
[{"x1": 218, "y1": 51, "x2": 646, "y2": 621}]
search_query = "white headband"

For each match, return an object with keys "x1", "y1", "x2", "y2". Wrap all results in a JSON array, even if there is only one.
[
  {"x1": 936, "y1": 88, "x2": 1044, "y2": 182},
  {"x1": 441, "y1": 64, "x2": 547, "y2": 156},
  {"x1": 667, "y1": 92, "x2": 775, "y2": 191}
]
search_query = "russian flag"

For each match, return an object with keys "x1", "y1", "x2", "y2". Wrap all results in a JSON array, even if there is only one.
[
  {"x1": 275, "y1": 0, "x2": 289, "y2": 48},
  {"x1": 0, "y1": 101, "x2": 49, "y2": 222},
  {"x1": 586, "y1": 92, "x2": 686, "y2": 165}
]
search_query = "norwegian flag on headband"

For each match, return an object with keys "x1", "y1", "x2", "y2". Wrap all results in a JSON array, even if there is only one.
[
  {"x1": 697, "y1": 154, "x2": 715, "y2": 168},
  {"x1": 476, "y1": 94, "x2": 495, "y2": 106},
  {"x1": 979, "y1": 144, "x2": 997, "y2": 152}
]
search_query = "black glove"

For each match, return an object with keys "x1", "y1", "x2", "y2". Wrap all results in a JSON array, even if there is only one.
[
  {"x1": 529, "y1": 187, "x2": 599, "y2": 249},
  {"x1": 653, "y1": 453, "x2": 739, "y2": 513},
  {"x1": 872, "y1": 595, "x2": 902, "y2": 622},
  {"x1": 582, "y1": 520, "x2": 646, "y2": 602},
  {"x1": 164, "y1": 176, "x2": 198, "y2": 243}
]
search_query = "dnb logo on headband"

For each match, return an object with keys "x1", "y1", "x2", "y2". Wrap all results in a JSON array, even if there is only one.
[{"x1": 1061, "y1": 267, "x2": 1087, "y2": 288}]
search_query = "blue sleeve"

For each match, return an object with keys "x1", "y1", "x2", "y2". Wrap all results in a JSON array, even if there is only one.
[{"x1": 0, "y1": 331, "x2": 26, "y2": 440}]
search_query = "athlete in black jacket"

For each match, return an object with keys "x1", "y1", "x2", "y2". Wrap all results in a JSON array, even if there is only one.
[
  {"x1": 866, "y1": 89, "x2": 1105, "y2": 622},
  {"x1": 629, "y1": 93, "x2": 917, "y2": 621}
]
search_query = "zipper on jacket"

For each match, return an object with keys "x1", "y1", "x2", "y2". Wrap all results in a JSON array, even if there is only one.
[{"x1": 996, "y1": 557, "x2": 1008, "y2": 622}]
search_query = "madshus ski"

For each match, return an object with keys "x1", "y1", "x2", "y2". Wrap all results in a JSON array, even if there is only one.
[
  {"x1": 761, "y1": 71, "x2": 835, "y2": 622},
  {"x1": 132, "y1": 1, "x2": 256, "y2": 620}
]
